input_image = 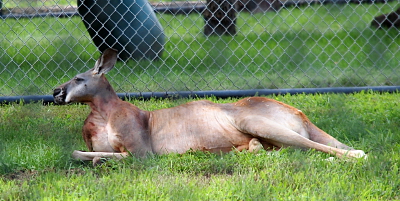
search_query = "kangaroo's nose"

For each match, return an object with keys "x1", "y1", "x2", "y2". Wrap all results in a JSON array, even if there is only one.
[
  {"x1": 53, "y1": 87, "x2": 67, "y2": 104},
  {"x1": 53, "y1": 88, "x2": 62, "y2": 97}
]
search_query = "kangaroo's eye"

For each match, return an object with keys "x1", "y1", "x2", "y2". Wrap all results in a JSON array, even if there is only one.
[{"x1": 74, "y1": 77, "x2": 84, "y2": 82}]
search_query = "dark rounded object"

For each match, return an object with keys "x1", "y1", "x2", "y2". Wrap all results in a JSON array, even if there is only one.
[{"x1": 78, "y1": 0, "x2": 165, "y2": 60}]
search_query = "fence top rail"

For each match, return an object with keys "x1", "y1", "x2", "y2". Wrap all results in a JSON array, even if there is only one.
[{"x1": 1, "y1": 86, "x2": 399, "y2": 105}]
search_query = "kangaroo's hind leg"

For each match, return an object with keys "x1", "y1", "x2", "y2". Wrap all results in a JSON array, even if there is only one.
[
  {"x1": 238, "y1": 116, "x2": 365, "y2": 158},
  {"x1": 306, "y1": 123, "x2": 355, "y2": 150},
  {"x1": 248, "y1": 138, "x2": 264, "y2": 153}
]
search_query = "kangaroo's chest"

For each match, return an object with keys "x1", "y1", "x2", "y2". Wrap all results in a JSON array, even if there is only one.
[{"x1": 83, "y1": 115, "x2": 123, "y2": 152}]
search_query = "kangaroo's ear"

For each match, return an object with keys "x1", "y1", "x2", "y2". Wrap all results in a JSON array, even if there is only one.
[{"x1": 92, "y1": 48, "x2": 118, "y2": 75}]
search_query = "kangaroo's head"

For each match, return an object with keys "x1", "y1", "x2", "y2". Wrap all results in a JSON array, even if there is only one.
[{"x1": 53, "y1": 48, "x2": 118, "y2": 104}]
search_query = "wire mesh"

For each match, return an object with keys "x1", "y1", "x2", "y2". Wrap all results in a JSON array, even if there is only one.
[{"x1": 1, "y1": 0, "x2": 399, "y2": 97}]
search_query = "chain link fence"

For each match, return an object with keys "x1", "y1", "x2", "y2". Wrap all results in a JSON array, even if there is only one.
[{"x1": 1, "y1": 0, "x2": 399, "y2": 98}]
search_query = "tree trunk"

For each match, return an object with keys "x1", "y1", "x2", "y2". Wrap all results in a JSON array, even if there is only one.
[
  {"x1": 203, "y1": 0, "x2": 237, "y2": 36},
  {"x1": 371, "y1": 6, "x2": 400, "y2": 29}
]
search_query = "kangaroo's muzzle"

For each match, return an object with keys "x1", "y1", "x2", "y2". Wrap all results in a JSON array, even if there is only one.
[{"x1": 53, "y1": 87, "x2": 67, "y2": 104}]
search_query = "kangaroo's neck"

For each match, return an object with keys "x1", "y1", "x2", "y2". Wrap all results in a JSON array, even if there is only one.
[
  {"x1": 86, "y1": 82, "x2": 121, "y2": 119},
  {"x1": 87, "y1": 97, "x2": 119, "y2": 118}
]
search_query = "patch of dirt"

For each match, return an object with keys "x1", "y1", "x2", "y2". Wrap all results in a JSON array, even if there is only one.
[
  {"x1": 2, "y1": 168, "x2": 87, "y2": 181},
  {"x1": 152, "y1": 1, "x2": 206, "y2": 8},
  {"x1": 1, "y1": 2, "x2": 206, "y2": 16},
  {"x1": 1, "y1": 5, "x2": 77, "y2": 15},
  {"x1": 2, "y1": 169, "x2": 39, "y2": 181}
]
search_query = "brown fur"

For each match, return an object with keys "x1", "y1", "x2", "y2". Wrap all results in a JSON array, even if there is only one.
[{"x1": 53, "y1": 49, "x2": 366, "y2": 165}]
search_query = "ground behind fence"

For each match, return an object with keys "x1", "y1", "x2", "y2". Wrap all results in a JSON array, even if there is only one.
[{"x1": 1, "y1": 0, "x2": 399, "y2": 98}]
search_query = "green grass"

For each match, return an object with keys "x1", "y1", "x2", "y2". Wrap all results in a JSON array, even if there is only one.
[
  {"x1": 1, "y1": 2, "x2": 400, "y2": 96},
  {"x1": 1, "y1": 92, "x2": 399, "y2": 200}
]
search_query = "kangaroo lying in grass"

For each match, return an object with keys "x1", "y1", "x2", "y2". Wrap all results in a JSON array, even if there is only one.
[{"x1": 53, "y1": 48, "x2": 366, "y2": 165}]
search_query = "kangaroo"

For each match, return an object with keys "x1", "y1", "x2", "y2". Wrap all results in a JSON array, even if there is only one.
[{"x1": 53, "y1": 48, "x2": 366, "y2": 165}]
